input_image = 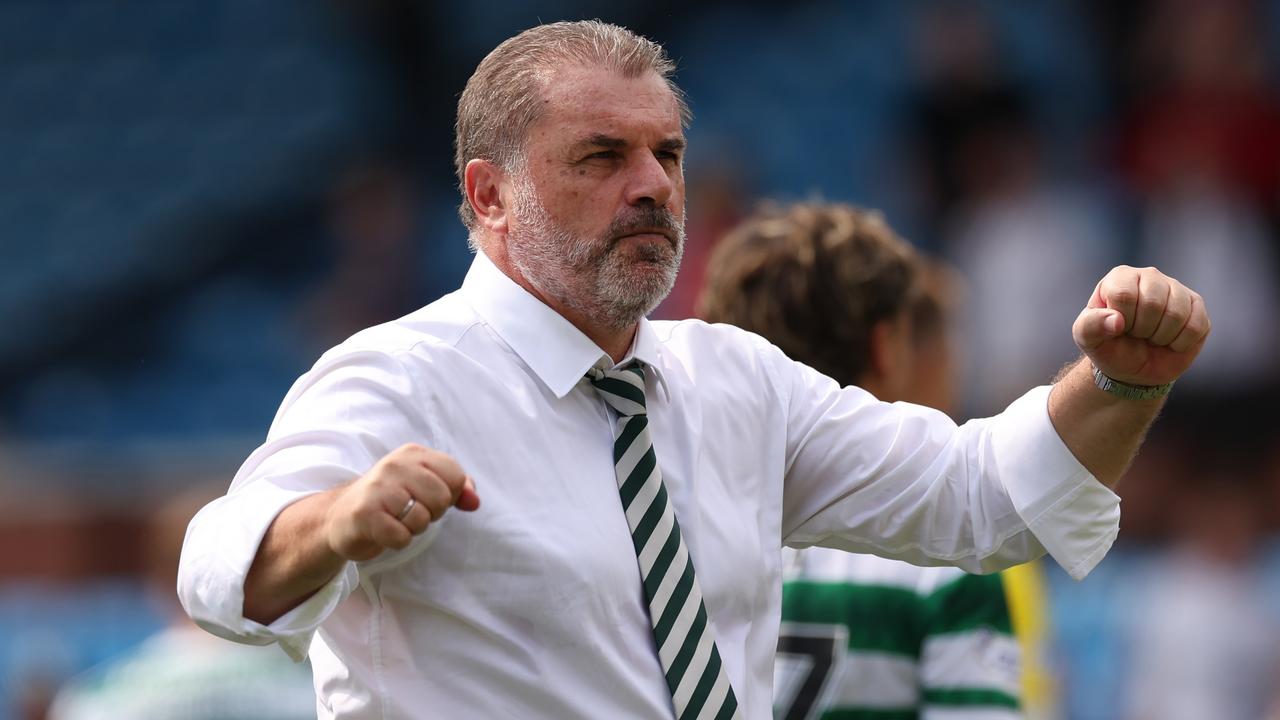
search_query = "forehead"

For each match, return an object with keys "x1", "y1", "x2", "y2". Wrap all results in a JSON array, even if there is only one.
[{"x1": 529, "y1": 65, "x2": 683, "y2": 146}]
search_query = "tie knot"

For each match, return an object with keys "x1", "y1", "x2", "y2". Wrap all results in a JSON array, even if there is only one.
[{"x1": 586, "y1": 361, "x2": 648, "y2": 417}]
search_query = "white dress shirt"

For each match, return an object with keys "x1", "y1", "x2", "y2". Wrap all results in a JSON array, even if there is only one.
[{"x1": 178, "y1": 251, "x2": 1119, "y2": 719}]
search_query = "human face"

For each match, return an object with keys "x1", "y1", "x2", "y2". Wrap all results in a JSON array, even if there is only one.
[{"x1": 504, "y1": 66, "x2": 687, "y2": 329}]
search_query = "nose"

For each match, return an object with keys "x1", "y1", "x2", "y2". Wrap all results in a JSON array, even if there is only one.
[{"x1": 623, "y1": 151, "x2": 676, "y2": 209}]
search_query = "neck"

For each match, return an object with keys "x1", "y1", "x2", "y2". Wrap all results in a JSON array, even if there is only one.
[
  {"x1": 552, "y1": 303, "x2": 638, "y2": 364},
  {"x1": 484, "y1": 244, "x2": 637, "y2": 363}
]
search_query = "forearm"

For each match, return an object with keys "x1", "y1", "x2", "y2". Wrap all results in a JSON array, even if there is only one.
[
  {"x1": 1047, "y1": 357, "x2": 1165, "y2": 488},
  {"x1": 243, "y1": 489, "x2": 348, "y2": 625}
]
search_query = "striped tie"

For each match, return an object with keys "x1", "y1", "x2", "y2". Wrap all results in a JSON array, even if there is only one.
[{"x1": 587, "y1": 362, "x2": 741, "y2": 720}]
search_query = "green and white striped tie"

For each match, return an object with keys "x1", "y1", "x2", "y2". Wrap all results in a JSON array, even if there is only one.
[{"x1": 587, "y1": 362, "x2": 742, "y2": 720}]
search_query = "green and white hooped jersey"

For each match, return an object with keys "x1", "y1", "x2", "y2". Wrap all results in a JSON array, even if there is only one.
[
  {"x1": 49, "y1": 625, "x2": 317, "y2": 720},
  {"x1": 774, "y1": 548, "x2": 1022, "y2": 720}
]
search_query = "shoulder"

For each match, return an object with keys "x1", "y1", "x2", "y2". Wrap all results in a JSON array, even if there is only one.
[
  {"x1": 650, "y1": 318, "x2": 795, "y2": 382},
  {"x1": 650, "y1": 317, "x2": 778, "y2": 353},
  {"x1": 270, "y1": 293, "x2": 488, "y2": 421},
  {"x1": 647, "y1": 319, "x2": 805, "y2": 421},
  {"x1": 297, "y1": 291, "x2": 494, "y2": 388}
]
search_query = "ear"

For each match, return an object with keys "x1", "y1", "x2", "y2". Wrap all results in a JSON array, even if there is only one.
[
  {"x1": 465, "y1": 159, "x2": 510, "y2": 236},
  {"x1": 868, "y1": 319, "x2": 895, "y2": 378}
]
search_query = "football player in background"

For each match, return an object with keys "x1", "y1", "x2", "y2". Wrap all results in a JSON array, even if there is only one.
[{"x1": 700, "y1": 202, "x2": 1054, "y2": 720}]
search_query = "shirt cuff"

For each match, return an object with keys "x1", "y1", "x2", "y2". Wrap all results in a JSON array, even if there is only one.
[
  {"x1": 990, "y1": 386, "x2": 1121, "y2": 580},
  {"x1": 180, "y1": 482, "x2": 359, "y2": 660}
]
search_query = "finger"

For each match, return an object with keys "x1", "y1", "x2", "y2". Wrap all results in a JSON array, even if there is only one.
[
  {"x1": 404, "y1": 468, "x2": 455, "y2": 519},
  {"x1": 392, "y1": 443, "x2": 432, "y2": 462},
  {"x1": 455, "y1": 476, "x2": 481, "y2": 512},
  {"x1": 1169, "y1": 293, "x2": 1211, "y2": 353},
  {"x1": 1149, "y1": 282, "x2": 1192, "y2": 346},
  {"x1": 368, "y1": 514, "x2": 412, "y2": 551},
  {"x1": 1073, "y1": 307, "x2": 1125, "y2": 350},
  {"x1": 1086, "y1": 279, "x2": 1105, "y2": 309},
  {"x1": 1098, "y1": 267, "x2": 1139, "y2": 331},
  {"x1": 377, "y1": 479, "x2": 413, "y2": 514},
  {"x1": 398, "y1": 497, "x2": 433, "y2": 535},
  {"x1": 1129, "y1": 272, "x2": 1170, "y2": 340},
  {"x1": 420, "y1": 449, "x2": 468, "y2": 491},
  {"x1": 391, "y1": 445, "x2": 469, "y2": 499}
]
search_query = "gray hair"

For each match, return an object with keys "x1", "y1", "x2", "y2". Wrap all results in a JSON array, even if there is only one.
[{"x1": 453, "y1": 20, "x2": 690, "y2": 231}]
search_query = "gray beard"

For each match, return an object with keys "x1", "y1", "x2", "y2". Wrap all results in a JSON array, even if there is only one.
[{"x1": 507, "y1": 176, "x2": 685, "y2": 330}]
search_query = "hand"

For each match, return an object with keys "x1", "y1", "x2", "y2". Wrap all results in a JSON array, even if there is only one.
[
  {"x1": 324, "y1": 444, "x2": 480, "y2": 562},
  {"x1": 1072, "y1": 265, "x2": 1211, "y2": 386}
]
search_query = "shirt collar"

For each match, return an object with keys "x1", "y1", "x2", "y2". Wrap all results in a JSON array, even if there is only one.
[
  {"x1": 629, "y1": 315, "x2": 670, "y2": 402},
  {"x1": 460, "y1": 251, "x2": 669, "y2": 400}
]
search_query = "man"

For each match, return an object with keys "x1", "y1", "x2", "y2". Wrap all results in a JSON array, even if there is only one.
[
  {"x1": 178, "y1": 20, "x2": 1210, "y2": 720},
  {"x1": 699, "y1": 202, "x2": 1036, "y2": 720}
]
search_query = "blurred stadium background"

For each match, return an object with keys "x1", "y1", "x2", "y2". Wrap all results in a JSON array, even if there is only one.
[{"x1": 2, "y1": 1, "x2": 1280, "y2": 718}]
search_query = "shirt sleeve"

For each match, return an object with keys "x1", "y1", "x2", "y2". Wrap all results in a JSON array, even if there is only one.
[
  {"x1": 919, "y1": 571, "x2": 1024, "y2": 720},
  {"x1": 177, "y1": 347, "x2": 438, "y2": 660},
  {"x1": 773, "y1": 346, "x2": 1119, "y2": 580}
]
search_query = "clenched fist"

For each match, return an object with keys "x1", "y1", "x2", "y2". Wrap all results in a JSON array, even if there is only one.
[
  {"x1": 1073, "y1": 265, "x2": 1211, "y2": 387},
  {"x1": 325, "y1": 443, "x2": 480, "y2": 562}
]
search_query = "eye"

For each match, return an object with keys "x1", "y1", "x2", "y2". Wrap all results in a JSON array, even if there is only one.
[
  {"x1": 656, "y1": 150, "x2": 681, "y2": 164},
  {"x1": 586, "y1": 150, "x2": 620, "y2": 161}
]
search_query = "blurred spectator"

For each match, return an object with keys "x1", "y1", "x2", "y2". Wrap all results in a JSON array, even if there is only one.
[
  {"x1": 943, "y1": 110, "x2": 1117, "y2": 414},
  {"x1": 905, "y1": 3, "x2": 1031, "y2": 247},
  {"x1": 1117, "y1": 0, "x2": 1280, "y2": 390},
  {"x1": 1119, "y1": 0, "x2": 1280, "y2": 209},
  {"x1": 900, "y1": 3, "x2": 1118, "y2": 414},
  {"x1": 298, "y1": 161, "x2": 425, "y2": 354},
  {"x1": 47, "y1": 488, "x2": 316, "y2": 720},
  {"x1": 1122, "y1": 451, "x2": 1280, "y2": 720}
]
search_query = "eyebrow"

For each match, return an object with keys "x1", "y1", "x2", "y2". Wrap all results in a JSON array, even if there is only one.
[
  {"x1": 574, "y1": 134, "x2": 687, "y2": 153},
  {"x1": 656, "y1": 137, "x2": 687, "y2": 153}
]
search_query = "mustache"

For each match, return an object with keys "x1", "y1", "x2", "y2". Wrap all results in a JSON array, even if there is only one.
[{"x1": 605, "y1": 206, "x2": 682, "y2": 247}]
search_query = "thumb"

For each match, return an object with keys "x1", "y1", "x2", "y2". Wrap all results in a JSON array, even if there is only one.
[
  {"x1": 1073, "y1": 307, "x2": 1125, "y2": 350},
  {"x1": 454, "y1": 476, "x2": 481, "y2": 512}
]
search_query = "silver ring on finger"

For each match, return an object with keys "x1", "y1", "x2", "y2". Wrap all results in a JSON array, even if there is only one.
[{"x1": 396, "y1": 496, "x2": 416, "y2": 522}]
